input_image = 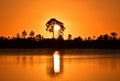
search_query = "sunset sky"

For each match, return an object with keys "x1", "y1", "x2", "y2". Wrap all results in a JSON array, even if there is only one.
[{"x1": 0, "y1": 0, "x2": 120, "y2": 39}]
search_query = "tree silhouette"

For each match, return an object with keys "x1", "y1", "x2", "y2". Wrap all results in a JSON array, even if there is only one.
[
  {"x1": 46, "y1": 18, "x2": 65, "y2": 38},
  {"x1": 29, "y1": 31, "x2": 35, "y2": 38},
  {"x1": 111, "y1": 32, "x2": 117, "y2": 40},
  {"x1": 22, "y1": 30, "x2": 27, "y2": 39},
  {"x1": 35, "y1": 34, "x2": 41, "y2": 41},
  {"x1": 103, "y1": 34, "x2": 109, "y2": 40},
  {"x1": 68, "y1": 34, "x2": 72, "y2": 40},
  {"x1": 97, "y1": 35, "x2": 103, "y2": 40},
  {"x1": 74, "y1": 36, "x2": 83, "y2": 41},
  {"x1": 88, "y1": 36, "x2": 92, "y2": 41},
  {"x1": 93, "y1": 36, "x2": 96, "y2": 40},
  {"x1": 58, "y1": 35, "x2": 64, "y2": 40},
  {"x1": 16, "y1": 33, "x2": 20, "y2": 39}
]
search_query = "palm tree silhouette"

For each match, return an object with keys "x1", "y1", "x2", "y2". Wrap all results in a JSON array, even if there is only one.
[{"x1": 46, "y1": 18, "x2": 65, "y2": 38}]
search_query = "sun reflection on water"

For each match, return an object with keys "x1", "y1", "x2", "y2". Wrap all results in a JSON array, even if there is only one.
[{"x1": 53, "y1": 51, "x2": 60, "y2": 73}]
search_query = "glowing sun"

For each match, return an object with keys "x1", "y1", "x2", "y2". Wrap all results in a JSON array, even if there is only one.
[{"x1": 54, "y1": 24, "x2": 60, "y2": 31}]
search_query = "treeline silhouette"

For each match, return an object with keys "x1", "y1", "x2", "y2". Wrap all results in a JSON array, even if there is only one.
[{"x1": 0, "y1": 30, "x2": 120, "y2": 49}]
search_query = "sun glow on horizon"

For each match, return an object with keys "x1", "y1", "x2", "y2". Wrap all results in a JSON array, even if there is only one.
[{"x1": 54, "y1": 24, "x2": 60, "y2": 31}]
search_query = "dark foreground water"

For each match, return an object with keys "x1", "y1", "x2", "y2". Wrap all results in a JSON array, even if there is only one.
[{"x1": 0, "y1": 49, "x2": 120, "y2": 81}]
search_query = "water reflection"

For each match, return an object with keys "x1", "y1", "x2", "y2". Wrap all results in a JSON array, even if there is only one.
[
  {"x1": 16, "y1": 56, "x2": 33, "y2": 65},
  {"x1": 47, "y1": 51, "x2": 63, "y2": 77},
  {"x1": 0, "y1": 49, "x2": 120, "y2": 81},
  {"x1": 53, "y1": 51, "x2": 60, "y2": 73}
]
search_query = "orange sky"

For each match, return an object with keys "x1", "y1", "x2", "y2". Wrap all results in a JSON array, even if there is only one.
[{"x1": 0, "y1": 0, "x2": 120, "y2": 39}]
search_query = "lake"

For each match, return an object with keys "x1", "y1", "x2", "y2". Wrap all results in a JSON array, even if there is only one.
[{"x1": 0, "y1": 49, "x2": 120, "y2": 81}]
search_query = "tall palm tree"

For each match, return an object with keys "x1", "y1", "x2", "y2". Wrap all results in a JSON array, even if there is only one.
[{"x1": 46, "y1": 18, "x2": 65, "y2": 38}]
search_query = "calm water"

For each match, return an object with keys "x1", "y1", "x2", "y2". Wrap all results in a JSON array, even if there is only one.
[{"x1": 0, "y1": 49, "x2": 120, "y2": 81}]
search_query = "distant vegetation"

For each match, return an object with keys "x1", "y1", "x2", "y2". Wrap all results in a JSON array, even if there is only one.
[{"x1": 0, "y1": 30, "x2": 120, "y2": 49}]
